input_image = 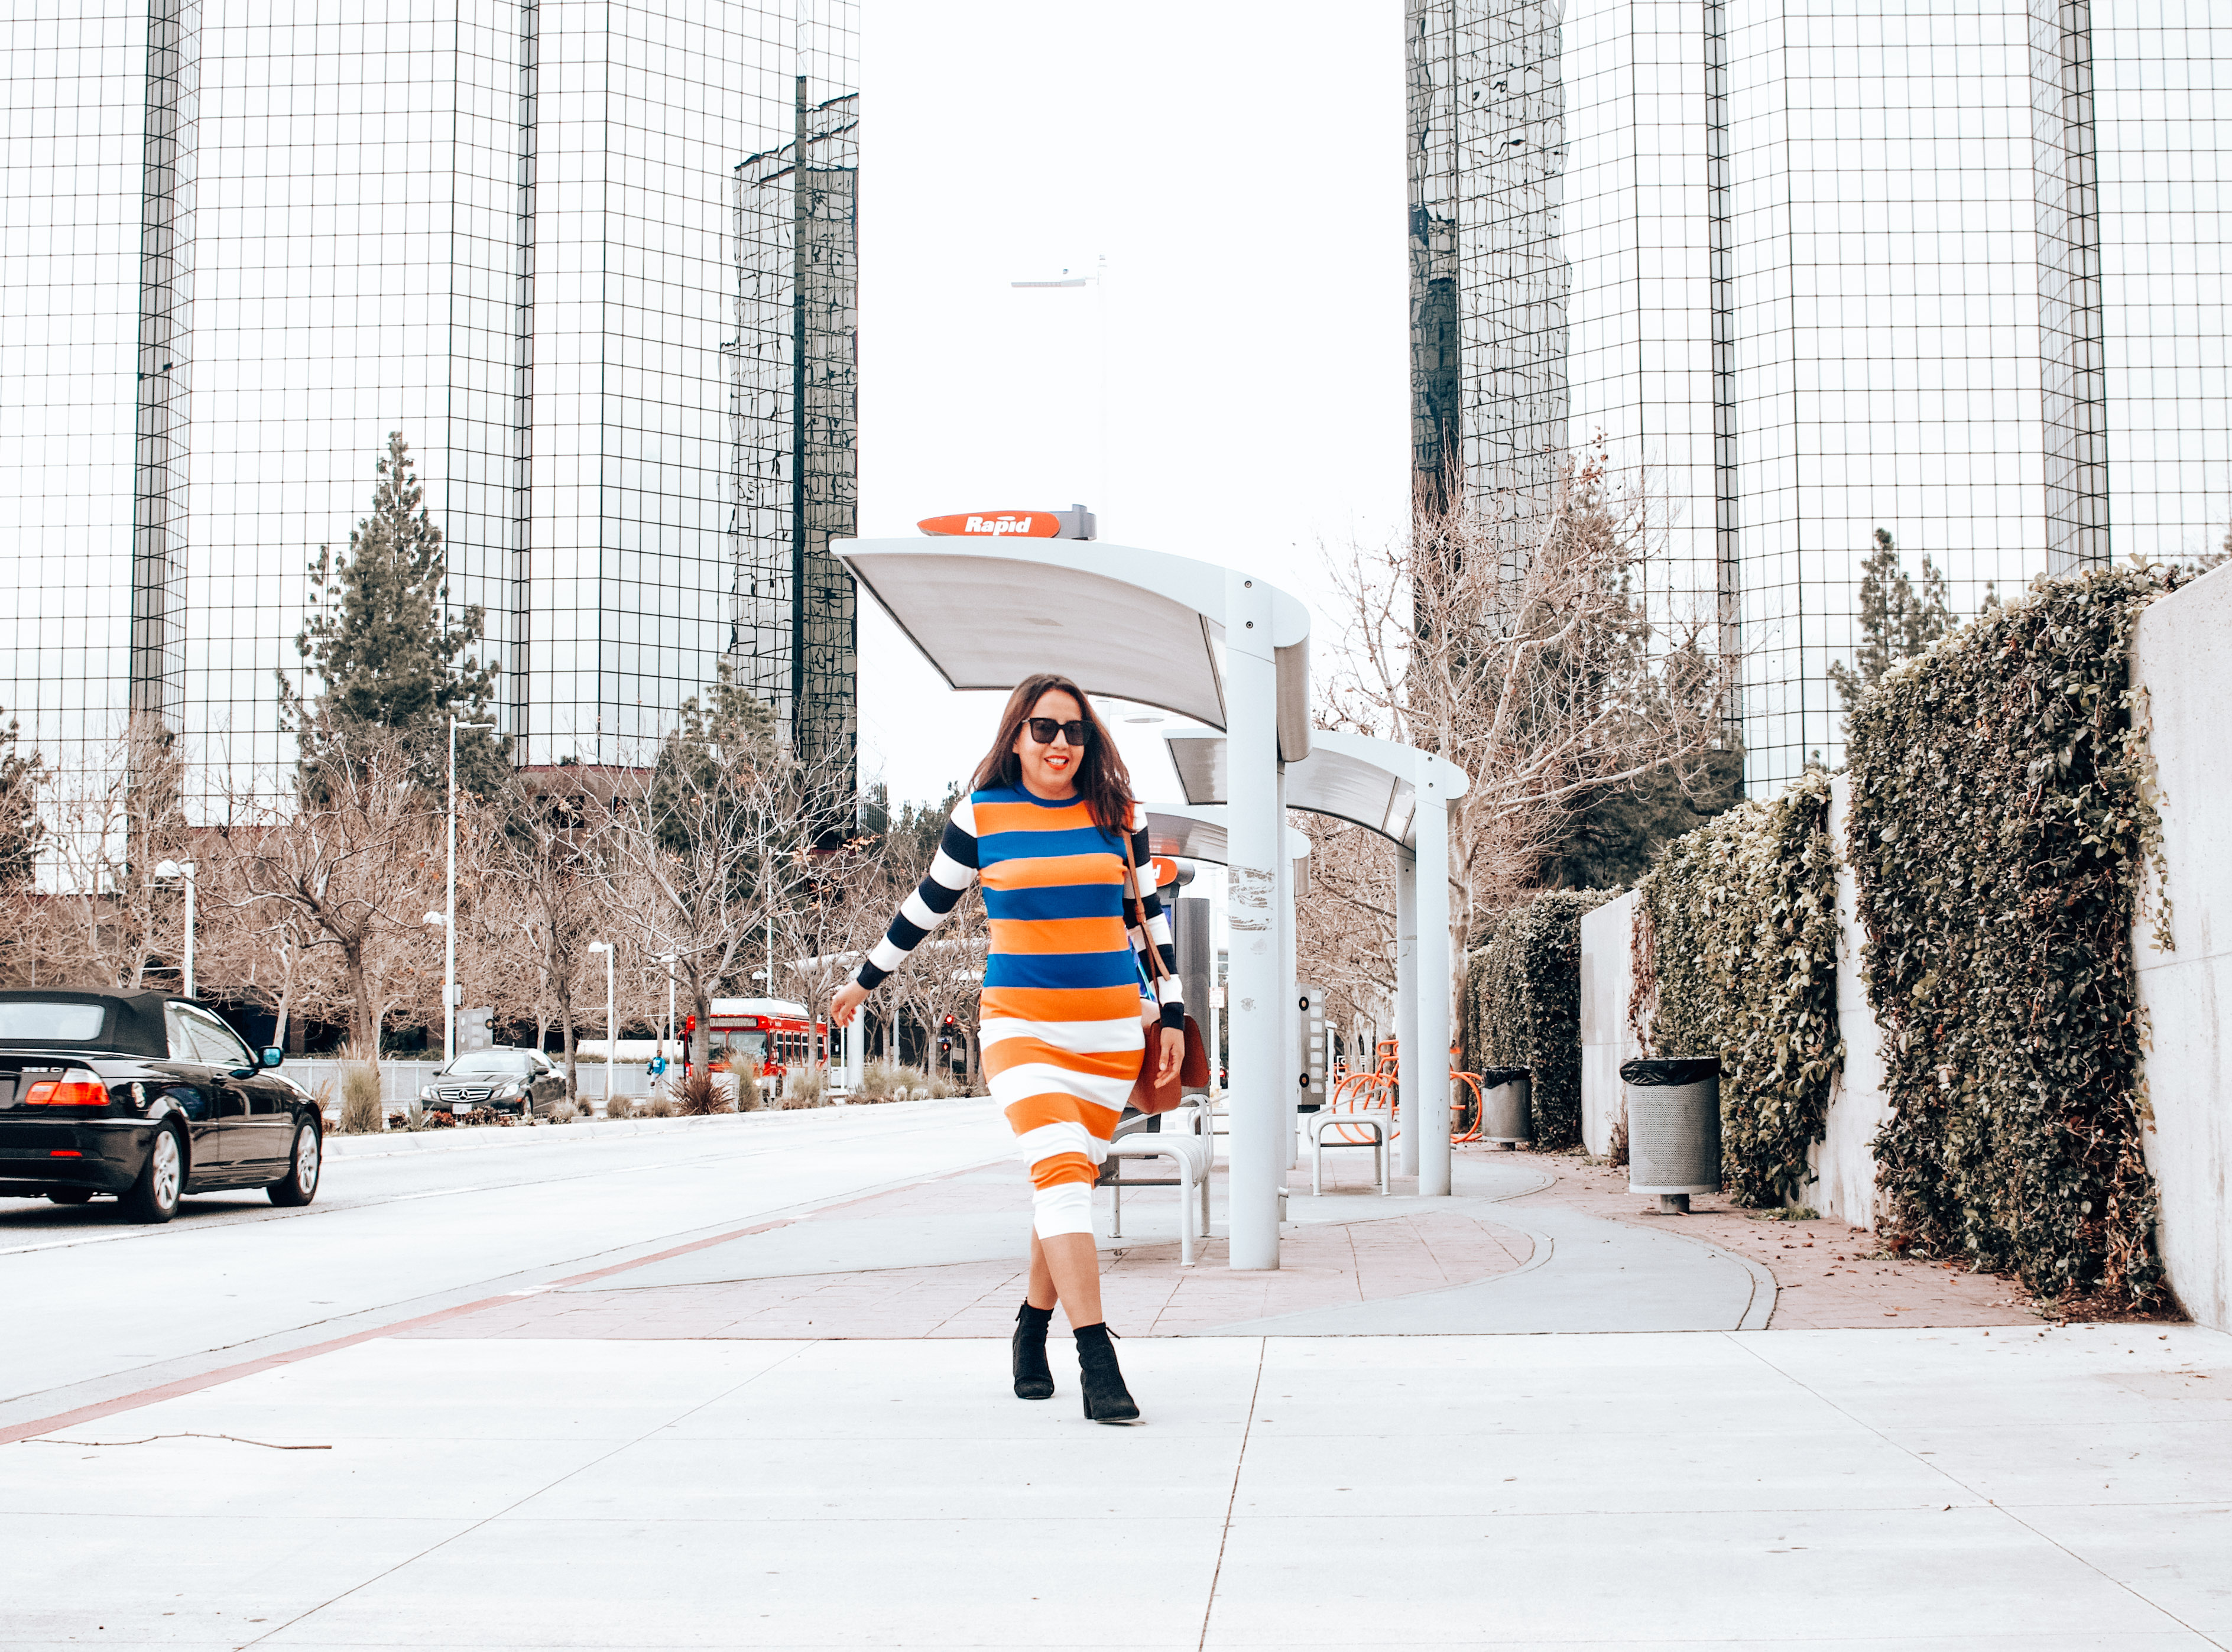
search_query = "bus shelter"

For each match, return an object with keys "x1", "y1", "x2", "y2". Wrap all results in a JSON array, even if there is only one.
[
  {"x1": 834, "y1": 535, "x2": 1310, "y2": 1269},
  {"x1": 1164, "y1": 730, "x2": 1471, "y2": 1196}
]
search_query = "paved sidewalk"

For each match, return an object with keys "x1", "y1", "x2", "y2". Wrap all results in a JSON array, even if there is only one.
[
  {"x1": 6, "y1": 1326, "x2": 2228, "y2": 1648},
  {"x1": 9, "y1": 1124, "x2": 2210, "y2": 1649},
  {"x1": 398, "y1": 1144, "x2": 2032, "y2": 1343}
]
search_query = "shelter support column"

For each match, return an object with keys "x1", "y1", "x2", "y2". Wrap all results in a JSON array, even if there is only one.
[
  {"x1": 1415, "y1": 784, "x2": 1452, "y2": 1197},
  {"x1": 1396, "y1": 842, "x2": 1419, "y2": 1177},
  {"x1": 1278, "y1": 768, "x2": 1299, "y2": 1170},
  {"x1": 1223, "y1": 569, "x2": 1282, "y2": 1269}
]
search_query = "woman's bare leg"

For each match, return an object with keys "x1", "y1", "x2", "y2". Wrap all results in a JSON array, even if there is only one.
[{"x1": 1027, "y1": 1230, "x2": 1104, "y2": 1325}]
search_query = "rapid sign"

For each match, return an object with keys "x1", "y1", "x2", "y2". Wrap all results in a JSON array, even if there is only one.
[{"x1": 916, "y1": 511, "x2": 1064, "y2": 538}]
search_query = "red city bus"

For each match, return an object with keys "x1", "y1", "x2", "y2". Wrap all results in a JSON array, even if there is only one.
[{"x1": 705, "y1": 997, "x2": 827, "y2": 1082}]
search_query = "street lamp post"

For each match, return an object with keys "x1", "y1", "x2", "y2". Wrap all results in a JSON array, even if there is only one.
[
  {"x1": 154, "y1": 859, "x2": 197, "y2": 997},
  {"x1": 656, "y1": 952, "x2": 677, "y2": 1072},
  {"x1": 444, "y1": 716, "x2": 497, "y2": 1063},
  {"x1": 586, "y1": 941, "x2": 614, "y2": 1111}
]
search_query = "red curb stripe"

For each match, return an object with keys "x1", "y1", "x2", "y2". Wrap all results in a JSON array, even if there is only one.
[{"x1": 0, "y1": 1216, "x2": 797, "y2": 1446}]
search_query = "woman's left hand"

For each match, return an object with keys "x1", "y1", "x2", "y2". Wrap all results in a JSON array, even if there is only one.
[{"x1": 1154, "y1": 1025, "x2": 1183, "y2": 1086}]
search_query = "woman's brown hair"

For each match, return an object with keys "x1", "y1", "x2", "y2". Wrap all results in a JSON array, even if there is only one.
[{"x1": 968, "y1": 672, "x2": 1135, "y2": 835}]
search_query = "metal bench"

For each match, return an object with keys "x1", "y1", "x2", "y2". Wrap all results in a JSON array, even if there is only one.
[
  {"x1": 1307, "y1": 1072, "x2": 1394, "y2": 1196},
  {"x1": 1099, "y1": 1101, "x2": 1214, "y2": 1265}
]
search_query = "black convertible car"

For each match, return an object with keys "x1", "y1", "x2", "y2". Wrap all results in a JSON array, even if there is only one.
[{"x1": 0, "y1": 989, "x2": 320, "y2": 1223}]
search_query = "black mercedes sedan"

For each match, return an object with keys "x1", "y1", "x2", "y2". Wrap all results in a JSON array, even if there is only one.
[{"x1": 0, "y1": 989, "x2": 320, "y2": 1223}]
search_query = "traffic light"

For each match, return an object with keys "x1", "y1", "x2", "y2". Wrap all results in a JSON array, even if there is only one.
[
  {"x1": 943, "y1": 1014, "x2": 957, "y2": 1030},
  {"x1": 684, "y1": 1014, "x2": 696, "y2": 1037}
]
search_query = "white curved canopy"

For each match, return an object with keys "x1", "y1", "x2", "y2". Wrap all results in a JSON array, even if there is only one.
[
  {"x1": 834, "y1": 537, "x2": 1313, "y2": 762},
  {"x1": 1164, "y1": 729, "x2": 1469, "y2": 849},
  {"x1": 1141, "y1": 803, "x2": 1310, "y2": 869}
]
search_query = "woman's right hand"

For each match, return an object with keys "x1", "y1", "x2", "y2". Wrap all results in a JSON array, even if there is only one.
[{"x1": 829, "y1": 979, "x2": 870, "y2": 1028}]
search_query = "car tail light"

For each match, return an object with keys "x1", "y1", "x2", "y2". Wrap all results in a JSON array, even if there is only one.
[
  {"x1": 23, "y1": 1079, "x2": 108, "y2": 1107},
  {"x1": 49, "y1": 1149, "x2": 83, "y2": 1157}
]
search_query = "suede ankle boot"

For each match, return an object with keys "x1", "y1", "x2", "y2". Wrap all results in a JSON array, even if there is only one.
[
  {"x1": 1012, "y1": 1303, "x2": 1056, "y2": 1400},
  {"x1": 1072, "y1": 1322, "x2": 1140, "y2": 1423}
]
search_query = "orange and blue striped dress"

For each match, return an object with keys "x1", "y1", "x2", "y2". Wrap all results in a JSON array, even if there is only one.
[{"x1": 854, "y1": 787, "x2": 1181, "y2": 1238}]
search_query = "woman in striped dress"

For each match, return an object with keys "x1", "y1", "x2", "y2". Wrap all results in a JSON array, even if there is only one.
[{"x1": 830, "y1": 672, "x2": 1183, "y2": 1423}]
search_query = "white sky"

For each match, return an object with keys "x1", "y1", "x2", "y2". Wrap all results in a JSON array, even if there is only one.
[{"x1": 854, "y1": 0, "x2": 1409, "y2": 810}]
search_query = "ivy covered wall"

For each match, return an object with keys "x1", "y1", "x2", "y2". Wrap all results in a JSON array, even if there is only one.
[
  {"x1": 1462, "y1": 890, "x2": 1613, "y2": 1150},
  {"x1": 1627, "y1": 771, "x2": 1844, "y2": 1208},
  {"x1": 1847, "y1": 567, "x2": 2173, "y2": 1304}
]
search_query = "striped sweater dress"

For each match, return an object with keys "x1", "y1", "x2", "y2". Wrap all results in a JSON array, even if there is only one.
[{"x1": 854, "y1": 787, "x2": 1183, "y2": 1238}]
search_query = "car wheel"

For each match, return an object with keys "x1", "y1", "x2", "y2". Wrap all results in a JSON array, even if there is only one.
[
  {"x1": 120, "y1": 1125, "x2": 184, "y2": 1223},
  {"x1": 46, "y1": 1190, "x2": 94, "y2": 1206},
  {"x1": 268, "y1": 1121, "x2": 321, "y2": 1207}
]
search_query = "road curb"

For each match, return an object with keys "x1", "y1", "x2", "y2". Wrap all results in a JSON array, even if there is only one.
[{"x1": 322, "y1": 1094, "x2": 992, "y2": 1161}]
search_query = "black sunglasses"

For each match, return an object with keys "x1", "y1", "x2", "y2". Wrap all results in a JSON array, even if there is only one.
[{"x1": 1024, "y1": 717, "x2": 1094, "y2": 747}]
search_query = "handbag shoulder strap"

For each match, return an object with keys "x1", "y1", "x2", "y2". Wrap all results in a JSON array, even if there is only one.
[{"x1": 1120, "y1": 822, "x2": 1171, "y2": 988}]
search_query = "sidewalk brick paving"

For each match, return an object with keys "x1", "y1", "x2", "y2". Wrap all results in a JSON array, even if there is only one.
[{"x1": 400, "y1": 1142, "x2": 2043, "y2": 1343}]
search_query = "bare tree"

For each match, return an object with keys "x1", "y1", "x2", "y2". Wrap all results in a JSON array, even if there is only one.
[
  {"x1": 207, "y1": 732, "x2": 442, "y2": 1053},
  {"x1": 481, "y1": 773, "x2": 611, "y2": 1095},
  {"x1": 31, "y1": 719, "x2": 192, "y2": 991},
  {"x1": 1293, "y1": 812, "x2": 1400, "y2": 1038},
  {"x1": 1323, "y1": 456, "x2": 1739, "y2": 943},
  {"x1": 605, "y1": 674, "x2": 848, "y2": 1071}
]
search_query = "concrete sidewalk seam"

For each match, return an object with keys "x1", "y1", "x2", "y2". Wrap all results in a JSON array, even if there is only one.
[
  {"x1": 0, "y1": 1217, "x2": 800, "y2": 1447},
  {"x1": 230, "y1": 1341, "x2": 822, "y2": 1652},
  {"x1": 1195, "y1": 1336, "x2": 1266, "y2": 1652}
]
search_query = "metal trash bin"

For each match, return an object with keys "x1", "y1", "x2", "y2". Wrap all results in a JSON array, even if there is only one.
[
  {"x1": 1478, "y1": 1065, "x2": 1532, "y2": 1148},
  {"x1": 1621, "y1": 1056, "x2": 1721, "y2": 1212}
]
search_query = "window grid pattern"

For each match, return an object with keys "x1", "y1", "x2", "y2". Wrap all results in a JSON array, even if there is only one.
[
  {"x1": 1, "y1": 0, "x2": 153, "y2": 768},
  {"x1": 2, "y1": 0, "x2": 856, "y2": 794},
  {"x1": 1415, "y1": 0, "x2": 2229, "y2": 796}
]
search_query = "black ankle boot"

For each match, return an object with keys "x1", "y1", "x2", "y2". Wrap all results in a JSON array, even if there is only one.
[
  {"x1": 1013, "y1": 1303, "x2": 1055, "y2": 1400},
  {"x1": 1072, "y1": 1322, "x2": 1140, "y2": 1423}
]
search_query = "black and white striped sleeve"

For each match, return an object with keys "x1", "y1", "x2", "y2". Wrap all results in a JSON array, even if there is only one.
[
  {"x1": 1124, "y1": 804, "x2": 1186, "y2": 1030},
  {"x1": 853, "y1": 797, "x2": 980, "y2": 992}
]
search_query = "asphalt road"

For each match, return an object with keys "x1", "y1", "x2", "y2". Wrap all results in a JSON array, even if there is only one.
[{"x1": 0, "y1": 1101, "x2": 1010, "y2": 1429}]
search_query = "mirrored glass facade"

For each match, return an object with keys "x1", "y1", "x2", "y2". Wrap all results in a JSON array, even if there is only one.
[
  {"x1": 1, "y1": 0, "x2": 857, "y2": 795},
  {"x1": 1411, "y1": 0, "x2": 2229, "y2": 792}
]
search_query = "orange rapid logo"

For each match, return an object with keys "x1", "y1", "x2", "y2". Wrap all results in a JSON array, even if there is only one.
[{"x1": 917, "y1": 511, "x2": 1063, "y2": 538}]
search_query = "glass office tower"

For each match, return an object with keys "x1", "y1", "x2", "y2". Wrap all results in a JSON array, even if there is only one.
[
  {"x1": 1410, "y1": 0, "x2": 2228, "y2": 791},
  {"x1": 0, "y1": 0, "x2": 857, "y2": 795}
]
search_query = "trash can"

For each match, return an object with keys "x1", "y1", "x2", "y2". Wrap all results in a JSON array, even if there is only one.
[
  {"x1": 1620, "y1": 1056, "x2": 1721, "y2": 1212},
  {"x1": 1478, "y1": 1066, "x2": 1532, "y2": 1148}
]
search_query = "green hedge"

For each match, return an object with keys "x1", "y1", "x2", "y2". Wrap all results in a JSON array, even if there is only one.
[
  {"x1": 1631, "y1": 770, "x2": 1844, "y2": 1206},
  {"x1": 1462, "y1": 890, "x2": 1613, "y2": 1150},
  {"x1": 1847, "y1": 567, "x2": 2168, "y2": 1303}
]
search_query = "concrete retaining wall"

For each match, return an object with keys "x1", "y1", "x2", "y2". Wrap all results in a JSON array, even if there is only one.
[
  {"x1": 1578, "y1": 889, "x2": 1640, "y2": 1157},
  {"x1": 1804, "y1": 775, "x2": 1889, "y2": 1230},
  {"x1": 2132, "y1": 563, "x2": 2232, "y2": 1332},
  {"x1": 1575, "y1": 566, "x2": 2232, "y2": 1325},
  {"x1": 286, "y1": 1056, "x2": 661, "y2": 1107}
]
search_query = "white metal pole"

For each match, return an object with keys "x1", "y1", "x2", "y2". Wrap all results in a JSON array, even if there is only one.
[
  {"x1": 605, "y1": 948, "x2": 615, "y2": 1105},
  {"x1": 445, "y1": 716, "x2": 458, "y2": 1064},
  {"x1": 1277, "y1": 776, "x2": 1299, "y2": 1171},
  {"x1": 666, "y1": 963, "x2": 676, "y2": 1069},
  {"x1": 1416, "y1": 784, "x2": 1454, "y2": 1197},
  {"x1": 181, "y1": 867, "x2": 195, "y2": 999},
  {"x1": 1396, "y1": 843, "x2": 1420, "y2": 1177},
  {"x1": 1223, "y1": 569, "x2": 1282, "y2": 1270}
]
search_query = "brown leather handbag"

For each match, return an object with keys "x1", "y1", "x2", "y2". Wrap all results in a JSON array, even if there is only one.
[{"x1": 1123, "y1": 833, "x2": 1212, "y2": 1114}]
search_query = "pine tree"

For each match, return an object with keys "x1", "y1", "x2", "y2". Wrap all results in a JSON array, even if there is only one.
[
  {"x1": 280, "y1": 432, "x2": 505, "y2": 794},
  {"x1": 0, "y1": 710, "x2": 44, "y2": 891},
  {"x1": 1827, "y1": 528, "x2": 1956, "y2": 713}
]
